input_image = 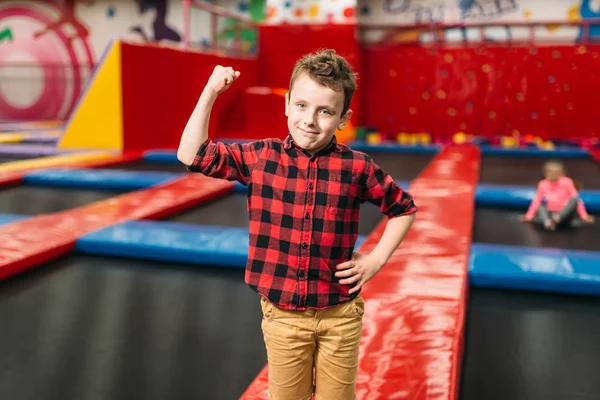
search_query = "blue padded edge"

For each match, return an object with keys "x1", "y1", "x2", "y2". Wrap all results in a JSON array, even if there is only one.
[
  {"x1": 143, "y1": 150, "x2": 180, "y2": 163},
  {"x1": 395, "y1": 180, "x2": 410, "y2": 189},
  {"x1": 234, "y1": 181, "x2": 247, "y2": 193},
  {"x1": 476, "y1": 184, "x2": 600, "y2": 213},
  {"x1": 23, "y1": 168, "x2": 181, "y2": 190},
  {"x1": 0, "y1": 213, "x2": 28, "y2": 226},
  {"x1": 480, "y1": 146, "x2": 589, "y2": 158},
  {"x1": 469, "y1": 243, "x2": 600, "y2": 296},
  {"x1": 77, "y1": 221, "x2": 250, "y2": 267},
  {"x1": 348, "y1": 141, "x2": 440, "y2": 154},
  {"x1": 76, "y1": 220, "x2": 367, "y2": 267}
]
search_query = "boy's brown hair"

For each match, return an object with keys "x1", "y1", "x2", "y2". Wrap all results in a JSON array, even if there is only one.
[{"x1": 289, "y1": 49, "x2": 357, "y2": 117}]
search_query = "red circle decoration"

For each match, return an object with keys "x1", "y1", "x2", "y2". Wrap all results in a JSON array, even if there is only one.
[{"x1": 0, "y1": 5, "x2": 94, "y2": 120}]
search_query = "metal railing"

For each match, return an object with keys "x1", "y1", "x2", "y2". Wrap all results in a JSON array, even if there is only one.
[
  {"x1": 359, "y1": 18, "x2": 600, "y2": 46},
  {"x1": 182, "y1": 0, "x2": 259, "y2": 57}
]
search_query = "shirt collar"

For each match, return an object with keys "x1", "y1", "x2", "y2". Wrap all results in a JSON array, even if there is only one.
[{"x1": 283, "y1": 134, "x2": 341, "y2": 154}]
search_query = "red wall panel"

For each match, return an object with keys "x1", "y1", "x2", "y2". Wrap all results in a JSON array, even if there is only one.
[
  {"x1": 257, "y1": 24, "x2": 362, "y2": 126},
  {"x1": 362, "y1": 44, "x2": 600, "y2": 140},
  {"x1": 120, "y1": 42, "x2": 258, "y2": 151}
]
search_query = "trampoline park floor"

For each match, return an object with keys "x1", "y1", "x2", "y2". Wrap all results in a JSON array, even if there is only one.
[
  {"x1": 0, "y1": 255, "x2": 266, "y2": 400},
  {"x1": 0, "y1": 150, "x2": 433, "y2": 399},
  {"x1": 461, "y1": 154, "x2": 600, "y2": 400},
  {"x1": 8, "y1": 148, "x2": 600, "y2": 399}
]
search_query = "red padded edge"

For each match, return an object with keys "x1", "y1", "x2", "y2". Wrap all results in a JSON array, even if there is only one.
[
  {"x1": 240, "y1": 145, "x2": 480, "y2": 400},
  {"x1": 591, "y1": 149, "x2": 600, "y2": 164},
  {"x1": 0, "y1": 171, "x2": 24, "y2": 188},
  {"x1": 0, "y1": 175, "x2": 234, "y2": 280}
]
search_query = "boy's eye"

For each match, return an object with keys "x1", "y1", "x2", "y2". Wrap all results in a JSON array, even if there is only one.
[
  {"x1": 320, "y1": 109, "x2": 331, "y2": 115},
  {"x1": 297, "y1": 103, "x2": 305, "y2": 108}
]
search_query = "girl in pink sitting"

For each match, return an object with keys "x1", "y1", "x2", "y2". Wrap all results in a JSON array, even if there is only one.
[{"x1": 520, "y1": 160, "x2": 595, "y2": 230}]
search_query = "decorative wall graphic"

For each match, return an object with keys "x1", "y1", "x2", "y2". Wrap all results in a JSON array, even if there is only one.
[
  {"x1": 0, "y1": 27, "x2": 14, "y2": 43},
  {"x1": 266, "y1": 0, "x2": 356, "y2": 24},
  {"x1": 131, "y1": 0, "x2": 181, "y2": 42},
  {"x1": 361, "y1": 0, "x2": 523, "y2": 25},
  {"x1": 579, "y1": 0, "x2": 600, "y2": 41},
  {"x1": 383, "y1": 0, "x2": 446, "y2": 23},
  {"x1": 0, "y1": 1, "x2": 95, "y2": 121},
  {"x1": 33, "y1": 0, "x2": 93, "y2": 44},
  {"x1": 0, "y1": 0, "x2": 187, "y2": 121},
  {"x1": 459, "y1": 0, "x2": 518, "y2": 19}
]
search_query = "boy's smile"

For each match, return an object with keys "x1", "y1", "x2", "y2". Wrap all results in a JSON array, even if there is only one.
[{"x1": 286, "y1": 73, "x2": 352, "y2": 154}]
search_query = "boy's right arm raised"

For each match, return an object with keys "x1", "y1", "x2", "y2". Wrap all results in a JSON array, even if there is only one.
[{"x1": 177, "y1": 66, "x2": 240, "y2": 166}]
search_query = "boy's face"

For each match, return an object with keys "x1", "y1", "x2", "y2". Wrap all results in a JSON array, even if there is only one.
[{"x1": 286, "y1": 74, "x2": 352, "y2": 154}]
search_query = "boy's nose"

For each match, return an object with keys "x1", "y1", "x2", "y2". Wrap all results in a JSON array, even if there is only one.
[{"x1": 303, "y1": 116, "x2": 316, "y2": 127}]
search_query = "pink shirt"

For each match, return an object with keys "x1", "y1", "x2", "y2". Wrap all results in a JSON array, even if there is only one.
[{"x1": 526, "y1": 176, "x2": 589, "y2": 220}]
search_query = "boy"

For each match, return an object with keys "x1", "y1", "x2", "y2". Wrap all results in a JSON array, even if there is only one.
[{"x1": 178, "y1": 49, "x2": 417, "y2": 399}]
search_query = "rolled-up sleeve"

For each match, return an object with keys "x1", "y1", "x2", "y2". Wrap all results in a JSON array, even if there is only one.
[
  {"x1": 187, "y1": 139, "x2": 266, "y2": 185},
  {"x1": 362, "y1": 158, "x2": 417, "y2": 217}
]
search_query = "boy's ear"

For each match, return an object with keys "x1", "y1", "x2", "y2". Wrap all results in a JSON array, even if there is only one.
[
  {"x1": 285, "y1": 93, "x2": 289, "y2": 117},
  {"x1": 338, "y1": 109, "x2": 353, "y2": 131}
]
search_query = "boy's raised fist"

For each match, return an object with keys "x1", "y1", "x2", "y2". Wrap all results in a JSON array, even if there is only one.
[{"x1": 206, "y1": 65, "x2": 241, "y2": 95}]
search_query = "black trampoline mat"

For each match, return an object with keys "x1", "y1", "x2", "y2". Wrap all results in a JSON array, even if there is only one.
[
  {"x1": 164, "y1": 193, "x2": 249, "y2": 227},
  {"x1": 0, "y1": 255, "x2": 266, "y2": 400},
  {"x1": 0, "y1": 186, "x2": 126, "y2": 215},
  {"x1": 480, "y1": 155, "x2": 600, "y2": 189},
  {"x1": 102, "y1": 160, "x2": 190, "y2": 174},
  {"x1": 461, "y1": 287, "x2": 600, "y2": 400},
  {"x1": 473, "y1": 208, "x2": 600, "y2": 251},
  {"x1": 364, "y1": 152, "x2": 433, "y2": 181}
]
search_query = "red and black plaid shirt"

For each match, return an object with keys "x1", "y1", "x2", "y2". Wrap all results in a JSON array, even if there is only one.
[{"x1": 188, "y1": 135, "x2": 416, "y2": 310}]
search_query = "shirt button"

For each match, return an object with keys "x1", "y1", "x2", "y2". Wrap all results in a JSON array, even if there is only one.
[
  {"x1": 308, "y1": 183, "x2": 313, "y2": 190},
  {"x1": 305, "y1": 213, "x2": 310, "y2": 219},
  {"x1": 298, "y1": 270, "x2": 305, "y2": 278},
  {"x1": 302, "y1": 243, "x2": 308, "y2": 249}
]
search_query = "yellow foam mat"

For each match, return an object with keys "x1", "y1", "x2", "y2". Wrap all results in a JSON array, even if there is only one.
[
  {"x1": 0, "y1": 152, "x2": 117, "y2": 173},
  {"x1": 0, "y1": 134, "x2": 25, "y2": 144}
]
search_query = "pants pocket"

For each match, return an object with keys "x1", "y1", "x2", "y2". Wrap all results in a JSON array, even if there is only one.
[
  {"x1": 260, "y1": 296, "x2": 275, "y2": 321},
  {"x1": 353, "y1": 296, "x2": 365, "y2": 318}
]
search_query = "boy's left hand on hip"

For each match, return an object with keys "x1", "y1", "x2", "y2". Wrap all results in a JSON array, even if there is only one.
[{"x1": 335, "y1": 253, "x2": 384, "y2": 295}]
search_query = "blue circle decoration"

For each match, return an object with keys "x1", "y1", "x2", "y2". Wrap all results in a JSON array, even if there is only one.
[{"x1": 106, "y1": 6, "x2": 116, "y2": 18}]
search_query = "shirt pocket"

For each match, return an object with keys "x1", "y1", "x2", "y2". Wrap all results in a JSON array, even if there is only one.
[{"x1": 326, "y1": 171, "x2": 360, "y2": 215}]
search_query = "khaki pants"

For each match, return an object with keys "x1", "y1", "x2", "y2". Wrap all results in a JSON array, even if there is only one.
[{"x1": 260, "y1": 296, "x2": 365, "y2": 400}]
